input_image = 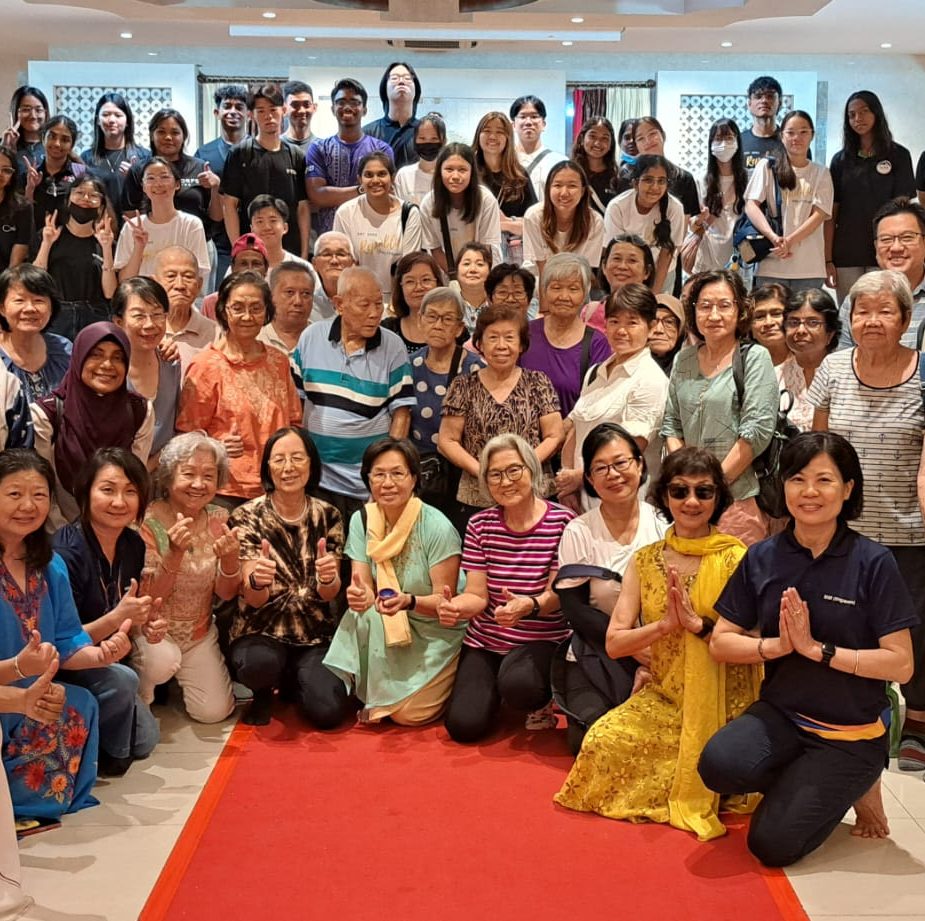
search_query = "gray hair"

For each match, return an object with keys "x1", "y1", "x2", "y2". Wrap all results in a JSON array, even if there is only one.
[
  {"x1": 478, "y1": 433, "x2": 544, "y2": 499},
  {"x1": 420, "y1": 286, "x2": 464, "y2": 322},
  {"x1": 336, "y1": 265, "x2": 380, "y2": 296},
  {"x1": 152, "y1": 244, "x2": 198, "y2": 274},
  {"x1": 154, "y1": 432, "x2": 230, "y2": 499},
  {"x1": 269, "y1": 259, "x2": 316, "y2": 291},
  {"x1": 314, "y1": 231, "x2": 356, "y2": 261},
  {"x1": 540, "y1": 252, "x2": 592, "y2": 302},
  {"x1": 849, "y1": 269, "x2": 914, "y2": 322}
]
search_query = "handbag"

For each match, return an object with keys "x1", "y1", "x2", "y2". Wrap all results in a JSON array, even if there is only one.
[
  {"x1": 418, "y1": 346, "x2": 465, "y2": 497},
  {"x1": 733, "y1": 159, "x2": 783, "y2": 265}
]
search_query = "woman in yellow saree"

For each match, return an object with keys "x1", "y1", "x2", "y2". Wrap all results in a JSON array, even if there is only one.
[{"x1": 554, "y1": 446, "x2": 761, "y2": 840}]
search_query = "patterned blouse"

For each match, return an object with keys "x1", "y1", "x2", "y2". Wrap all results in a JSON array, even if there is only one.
[
  {"x1": 442, "y1": 367, "x2": 561, "y2": 507},
  {"x1": 141, "y1": 502, "x2": 230, "y2": 651},
  {"x1": 229, "y1": 494, "x2": 345, "y2": 646}
]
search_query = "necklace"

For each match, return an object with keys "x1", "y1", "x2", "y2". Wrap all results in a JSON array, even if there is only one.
[{"x1": 271, "y1": 494, "x2": 308, "y2": 523}]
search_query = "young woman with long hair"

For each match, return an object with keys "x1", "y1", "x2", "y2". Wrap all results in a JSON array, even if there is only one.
[{"x1": 571, "y1": 116, "x2": 627, "y2": 217}]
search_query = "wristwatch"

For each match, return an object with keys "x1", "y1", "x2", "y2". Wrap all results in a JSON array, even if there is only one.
[
  {"x1": 820, "y1": 642, "x2": 836, "y2": 667},
  {"x1": 530, "y1": 596, "x2": 541, "y2": 617},
  {"x1": 407, "y1": 594, "x2": 417, "y2": 611}
]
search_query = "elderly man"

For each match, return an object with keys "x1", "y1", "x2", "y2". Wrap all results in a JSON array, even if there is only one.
[
  {"x1": 838, "y1": 197, "x2": 925, "y2": 348},
  {"x1": 152, "y1": 245, "x2": 217, "y2": 352},
  {"x1": 310, "y1": 231, "x2": 357, "y2": 324},
  {"x1": 294, "y1": 266, "x2": 414, "y2": 521},
  {"x1": 260, "y1": 260, "x2": 315, "y2": 355}
]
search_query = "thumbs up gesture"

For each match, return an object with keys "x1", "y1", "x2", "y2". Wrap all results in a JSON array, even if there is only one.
[
  {"x1": 437, "y1": 585, "x2": 463, "y2": 628},
  {"x1": 14, "y1": 629, "x2": 57, "y2": 678},
  {"x1": 113, "y1": 577, "x2": 154, "y2": 628},
  {"x1": 222, "y1": 421, "x2": 245, "y2": 458},
  {"x1": 494, "y1": 587, "x2": 532, "y2": 627},
  {"x1": 247, "y1": 538, "x2": 277, "y2": 592},
  {"x1": 345, "y1": 570, "x2": 373, "y2": 612},
  {"x1": 23, "y1": 655, "x2": 65, "y2": 724},
  {"x1": 314, "y1": 536, "x2": 339, "y2": 587},
  {"x1": 198, "y1": 161, "x2": 220, "y2": 189},
  {"x1": 99, "y1": 619, "x2": 133, "y2": 666}
]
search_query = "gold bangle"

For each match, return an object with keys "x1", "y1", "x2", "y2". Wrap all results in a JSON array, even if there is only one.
[
  {"x1": 853, "y1": 648, "x2": 860, "y2": 675},
  {"x1": 219, "y1": 564, "x2": 242, "y2": 579},
  {"x1": 12, "y1": 655, "x2": 25, "y2": 680},
  {"x1": 757, "y1": 637, "x2": 768, "y2": 660}
]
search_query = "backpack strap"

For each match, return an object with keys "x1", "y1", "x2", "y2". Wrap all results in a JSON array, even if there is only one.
[
  {"x1": 525, "y1": 149, "x2": 552, "y2": 179},
  {"x1": 400, "y1": 200, "x2": 418, "y2": 235},
  {"x1": 554, "y1": 564, "x2": 622, "y2": 589},
  {"x1": 439, "y1": 210, "x2": 456, "y2": 278},
  {"x1": 731, "y1": 340, "x2": 750, "y2": 408},
  {"x1": 579, "y1": 326, "x2": 595, "y2": 385},
  {"x1": 447, "y1": 346, "x2": 464, "y2": 388}
]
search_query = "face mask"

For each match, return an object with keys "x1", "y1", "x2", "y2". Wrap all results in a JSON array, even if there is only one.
[
  {"x1": 415, "y1": 142, "x2": 442, "y2": 162},
  {"x1": 621, "y1": 152, "x2": 638, "y2": 168},
  {"x1": 711, "y1": 140, "x2": 738, "y2": 163},
  {"x1": 68, "y1": 204, "x2": 97, "y2": 225}
]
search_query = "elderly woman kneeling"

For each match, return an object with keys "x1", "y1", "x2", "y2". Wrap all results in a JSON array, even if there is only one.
[{"x1": 324, "y1": 438, "x2": 466, "y2": 725}]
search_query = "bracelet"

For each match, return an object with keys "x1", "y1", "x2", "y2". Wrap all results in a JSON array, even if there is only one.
[
  {"x1": 248, "y1": 571, "x2": 267, "y2": 592},
  {"x1": 853, "y1": 648, "x2": 860, "y2": 675},
  {"x1": 407, "y1": 594, "x2": 417, "y2": 611},
  {"x1": 219, "y1": 563, "x2": 242, "y2": 579},
  {"x1": 695, "y1": 617, "x2": 715, "y2": 639},
  {"x1": 317, "y1": 575, "x2": 336, "y2": 586},
  {"x1": 757, "y1": 637, "x2": 769, "y2": 660},
  {"x1": 12, "y1": 654, "x2": 25, "y2": 680}
]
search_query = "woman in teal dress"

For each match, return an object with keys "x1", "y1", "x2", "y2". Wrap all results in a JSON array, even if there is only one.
[
  {"x1": 0, "y1": 450, "x2": 132, "y2": 821},
  {"x1": 324, "y1": 438, "x2": 466, "y2": 725}
]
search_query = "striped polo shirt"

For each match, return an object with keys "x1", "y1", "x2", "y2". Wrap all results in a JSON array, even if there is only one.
[
  {"x1": 294, "y1": 317, "x2": 416, "y2": 499},
  {"x1": 462, "y1": 501, "x2": 575, "y2": 653}
]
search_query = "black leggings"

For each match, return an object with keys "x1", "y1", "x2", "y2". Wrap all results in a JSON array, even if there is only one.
[
  {"x1": 444, "y1": 642, "x2": 556, "y2": 744},
  {"x1": 558, "y1": 657, "x2": 636, "y2": 755},
  {"x1": 698, "y1": 700, "x2": 886, "y2": 867},
  {"x1": 230, "y1": 636, "x2": 350, "y2": 730}
]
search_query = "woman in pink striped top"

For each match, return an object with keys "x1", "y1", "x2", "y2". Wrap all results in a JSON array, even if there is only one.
[{"x1": 439, "y1": 433, "x2": 574, "y2": 742}]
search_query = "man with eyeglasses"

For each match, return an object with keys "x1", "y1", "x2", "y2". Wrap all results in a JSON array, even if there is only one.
[
  {"x1": 364, "y1": 63, "x2": 422, "y2": 170},
  {"x1": 294, "y1": 266, "x2": 414, "y2": 522},
  {"x1": 310, "y1": 231, "x2": 356, "y2": 323},
  {"x1": 837, "y1": 197, "x2": 925, "y2": 348},
  {"x1": 741, "y1": 76, "x2": 785, "y2": 174},
  {"x1": 510, "y1": 96, "x2": 567, "y2": 201},
  {"x1": 306, "y1": 78, "x2": 394, "y2": 238}
]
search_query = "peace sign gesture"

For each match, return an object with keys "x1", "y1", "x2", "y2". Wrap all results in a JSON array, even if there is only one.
[
  {"x1": 93, "y1": 212, "x2": 114, "y2": 250},
  {"x1": 41, "y1": 210, "x2": 62, "y2": 247},
  {"x1": 128, "y1": 213, "x2": 149, "y2": 253},
  {"x1": 1, "y1": 117, "x2": 19, "y2": 149}
]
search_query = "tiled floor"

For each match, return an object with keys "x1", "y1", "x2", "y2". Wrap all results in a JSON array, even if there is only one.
[{"x1": 13, "y1": 708, "x2": 925, "y2": 921}]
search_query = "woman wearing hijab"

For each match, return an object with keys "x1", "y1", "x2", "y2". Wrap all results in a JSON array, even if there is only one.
[{"x1": 30, "y1": 322, "x2": 154, "y2": 528}]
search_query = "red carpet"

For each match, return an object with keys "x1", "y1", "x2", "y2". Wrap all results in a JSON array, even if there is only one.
[{"x1": 141, "y1": 712, "x2": 808, "y2": 921}]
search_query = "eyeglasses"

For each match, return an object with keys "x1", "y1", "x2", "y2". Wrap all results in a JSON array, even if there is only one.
[
  {"x1": 316, "y1": 249, "x2": 352, "y2": 261},
  {"x1": 369, "y1": 470, "x2": 410, "y2": 484},
  {"x1": 784, "y1": 317, "x2": 825, "y2": 331},
  {"x1": 334, "y1": 98, "x2": 362, "y2": 110},
  {"x1": 17, "y1": 106, "x2": 44, "y2": 115},
  {"x1": 401, "y1": 275, "x2": 437, "y2": 290},
  {"x1": 695, "y1": 300, "x2": 737, "y2": 314},
  {"x1": 515, "y1": 113, "x2": 542, "y2": 122},
  {"x1": 422, "y1": 313, "x2": 460, "y2": 326},
  {"x1": 653, "y1": 315, "x2": 680, "y2": 329},
  {"x1": 143, "y1": 174, "x2": 175, "y2": 186},
  {"x1": 486, "y1": 464, "x2": 526, "y2": 485},
  {"x1": 589, "y1": 458, "x2": 637, "y2": 478},
  {"x1": 875, "y1": 232, "x2": 923, "y2": 248},
  {"x1": 0, "y1": 167, "x2": 15, "y2": 178},
  {"x1": 125, "y1": 310, "x2": 167, "y2": 324},
  {"x1": 269, "y1": 453, "x2": 309, "y2": 468},
  {"x1": 226, "y1": 304, "x2": 266, "y2": 319},
  {"x1": 667, "y1": 483, "x2": 717, "y2": 501},
  {"x1": 71, "y1": 190, "x2": 102, "y2": 204},
  {"x1": 493, "y1": 288, "x2": 528, "y2": 303},
  {"x1": 639, "y1": 176, "x2": 669, "y2": 187}
]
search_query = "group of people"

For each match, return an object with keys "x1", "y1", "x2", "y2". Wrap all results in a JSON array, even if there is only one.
[{"x1": 0, "y1": 65, "x2": 922, "y2": 915}]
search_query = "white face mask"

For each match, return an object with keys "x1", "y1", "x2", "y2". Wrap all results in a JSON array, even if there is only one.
[{"x1": 711, "y1": 140, "x2": 738, "y2": 163}]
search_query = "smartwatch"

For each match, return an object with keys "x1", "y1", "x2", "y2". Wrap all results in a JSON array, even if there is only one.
[{"x1": 820, "y1": 642, "x2": 836, "y2": 667}]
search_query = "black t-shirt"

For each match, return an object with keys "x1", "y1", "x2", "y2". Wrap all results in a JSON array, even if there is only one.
[
  {"x1": 830, "y1": 143, "x2": 916, "y2": 267},
  {"x1": 364, "y1": 115, "x2": 420, "y2": 170},
  {"x1": 80, "y1": 145, "x2": 150, "y2": 218},
  {"x1": 669, "y1": 166, "x2": 701, "y2": 216},
  {"x1": 914, "y1": 150, "x2": 925, "y2": 192},
  {"x1": 716, "y1": 524, "x2": 919, "y2": 728},
  {"x1": 122, "y1": 153, "x2": 211, "y2": 233},
  {"x1": 740, "y1": 129, "x2": 784, "y2": 173},
  {"x1": 31, "y1": 162, "x2": 88, "y2": 234},
  {"x1": 483, "y1": 171, "x2": 537, "y2": 219},
  {"x1": 220, "y1": 138, "x2": 307, "y2": 255},
  {"x1": 587, "y1": 169, "x2": 630, "y2": 216},
  {"x1": 195, "y1": 137, "x2": 234, "y2": 254},
  {"x1": 46, "y1": 227, "x2": 107, "y2": 307},
  {"x1": 0, "y1": 198, "x2": 34, "y2": 270}
]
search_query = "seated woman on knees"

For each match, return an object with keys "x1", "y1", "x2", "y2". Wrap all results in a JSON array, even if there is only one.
[
  {"x1": 439, "y1": 435, "x2": 574, "y2": 743},
  {"x1": 553, "y1": 424, "x2": 667, "y2": 754},
  {"x1": 555, "y1": 447, "x2": 761, "y2": 841},
  {"x1": 133, "y1": 433, "x2": 236, "y2": 724},
  {"x1": 699, "y1": 432, "x2": 916, "y2": 867},
  {"x1": 228, "y1": 427, "x2": 349, "y2": 728},
  {"x1": 53, "y1": 449, "x2": 160, "y2": 775},
  {"x1": 0, "y1": 450, "x2": 137, "y2": 821},
  {"x1": 324, "y1": 438, "x2": 466, "y2": 726}
]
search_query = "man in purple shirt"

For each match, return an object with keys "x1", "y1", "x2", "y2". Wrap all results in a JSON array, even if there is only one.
[{"x1": 305, "y1": 78, "x2": 393, "y2": 236}]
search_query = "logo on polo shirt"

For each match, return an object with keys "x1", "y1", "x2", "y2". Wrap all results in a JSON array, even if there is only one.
[{"x1": 823, "y1": 593, "x2": 856, "y2": 606}]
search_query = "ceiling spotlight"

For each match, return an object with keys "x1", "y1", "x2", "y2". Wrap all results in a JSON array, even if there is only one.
[
  {"x1": 120, "y1": 31, "x2": 133, "y2": 39},
  {"x1": 262, "y1": 11, "x2": 277, "y2": 19},
  {"x1": 562, "y1": 40, "x2": 574, "y2": 46},
  {"x1": 147, "y1": 51, "x2": 158, "y2": 56},
  {"x1": 570, "y1": 17, "x2": 584, "y2": 23},
  {"x1": 294, "y1": 36, "x2": 306, "y2": 42},
  {"x1": 880, "y1": 42, "x2": 892, "y2": 48},
  {"x1": 721, "y1": 41, "x2": 733, "y2": 47}
]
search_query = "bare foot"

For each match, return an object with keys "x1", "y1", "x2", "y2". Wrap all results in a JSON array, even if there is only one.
[{"x1": 851, "y1": 777, "x2": 890, "y2": 838}]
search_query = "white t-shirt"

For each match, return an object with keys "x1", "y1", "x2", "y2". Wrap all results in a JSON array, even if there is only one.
[
  {"x1": 694, "y1": 174, "x2": 738, "y2": 273},
  {"x1": 114, "y1": 212, "x2": 211, "y2": 284},
  {"x1": 744, "y1": 159, "x2": 833, "y2": 279},
  {"x1": 516, "y1": 146, "x2": 568, "y2": 201},
  {"x1": 521, "y1": 203, "x2": 605, "y2": 271},
  {"x1": 394, "y1": 163, "x2": 434, "y2": 205},
  {"x1": 420, "y1": 188, "x2": 503, "y2": 267},
  {"x1": 332, "y1": 195, "x2": 424, "y2": 296},
  {"x1": 604, "y1": 190, "x2": 686, "y2": 286}
]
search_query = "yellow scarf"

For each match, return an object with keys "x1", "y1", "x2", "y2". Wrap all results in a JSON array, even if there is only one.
[
  {"x1": 663, "y1": 526, "x2": 762, "y2": 840},
  {"x1": 365, "y1": 497, "x2": 422, "y2": 647}
]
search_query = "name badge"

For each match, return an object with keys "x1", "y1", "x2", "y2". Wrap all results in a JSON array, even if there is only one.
[{"x1": 876, "y1": 160, "x2": 892, "y2": 175}]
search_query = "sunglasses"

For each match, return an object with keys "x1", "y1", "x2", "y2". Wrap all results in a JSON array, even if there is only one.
[{"x1": 667, "y1": 483, "x2": 717, "y2": 501}]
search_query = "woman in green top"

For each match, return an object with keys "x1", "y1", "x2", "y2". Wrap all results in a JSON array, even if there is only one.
[
  {"x1": 324, "y1": 437, "x2": 466, "y2": 725},
  {"x1": 660, "y1": 269, "x2": 778, "y2": 546}
]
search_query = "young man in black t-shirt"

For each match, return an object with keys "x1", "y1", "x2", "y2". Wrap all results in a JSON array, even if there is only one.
[{"x1": 740, "y1": 75, "x2": 785, "y2": 173}]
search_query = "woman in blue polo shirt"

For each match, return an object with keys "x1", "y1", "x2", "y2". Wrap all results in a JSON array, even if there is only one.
[{"x1": 698, "y1": 431, "x2": 917, "y2": 867}]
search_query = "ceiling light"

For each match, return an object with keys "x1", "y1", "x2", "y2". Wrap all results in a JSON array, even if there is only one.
[
  {"x1": 306, "y1": 55, "x2": 317, "y2": 60},
  {"x1": 562, "y1": 40, "x2": 574, "y2": 46},
  {"x1": 570, "y1": 17, "x2": 584, "y2": 23},
  {"x1": 147, "y1": 51, "x2": 158, "y2": 56},
  {"x1": 880, "y1": 42, "x2": 892, "y2": 48},
  {"x1": 262, "y1": 11, "x2": 277, "y2": 19},
  {"x1": 721, "y1": 41, "x2": 733, "y2": 47},
  {"x1": 294, "y1": 36, "x2": 306, "y2": 42},
  {"x1": 120, "y1": 31, "x2": 132, "y2": 39}
]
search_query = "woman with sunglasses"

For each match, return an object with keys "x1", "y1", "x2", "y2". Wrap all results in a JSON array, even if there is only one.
[{"x1": 555, "y1": 447, "x2": 761, "y2": 841}]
